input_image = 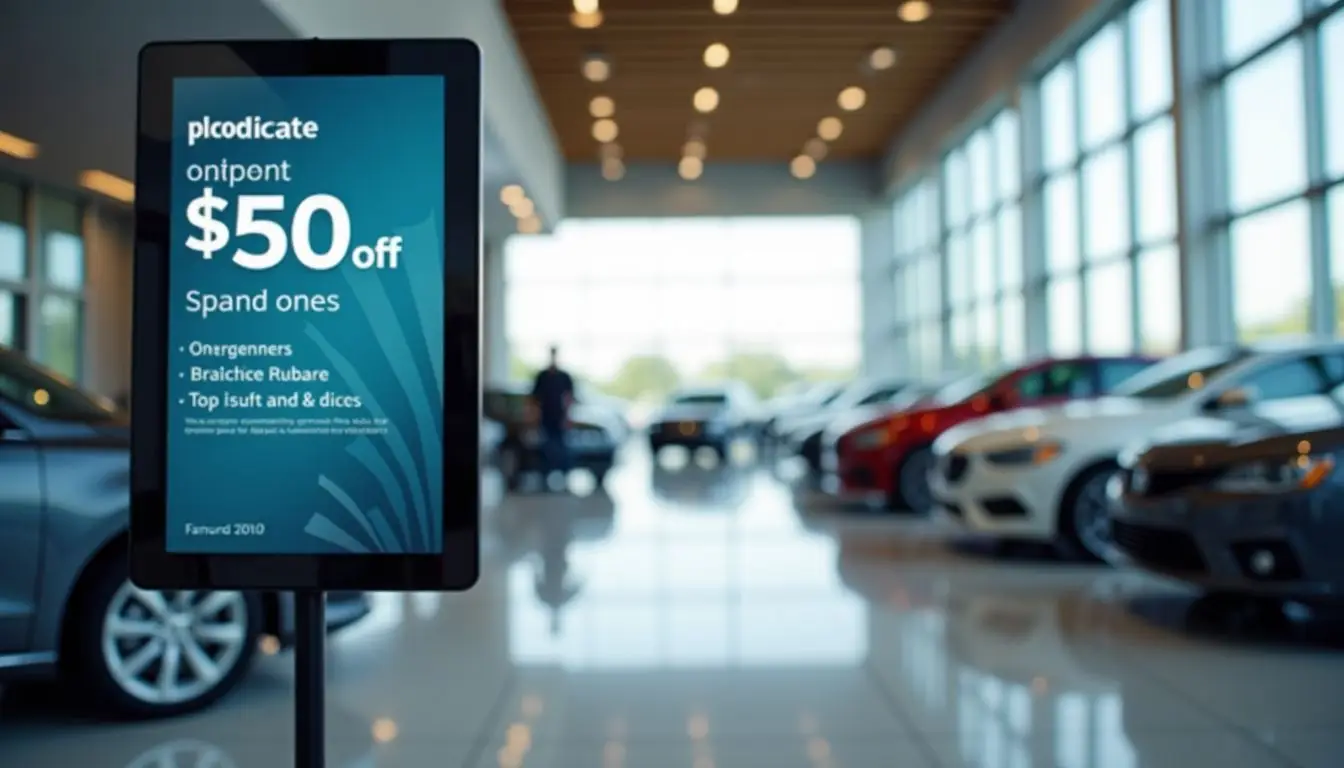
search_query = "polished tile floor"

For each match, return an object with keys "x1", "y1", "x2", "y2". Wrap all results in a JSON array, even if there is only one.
[{"x1": 3, "y1": 446, "x2": 1343, "y2": 767}]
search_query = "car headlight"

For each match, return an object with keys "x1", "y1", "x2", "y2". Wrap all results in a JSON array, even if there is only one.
[
  {"x1": 984, "y1": 440, "x2": 1065, "y2": 467},
  {"x1": 1211, "y1": 454, "x2": 1335, "y2": 494},
  {"x1": 850, "y1": 427, "x2": 890, "y2": 450}
]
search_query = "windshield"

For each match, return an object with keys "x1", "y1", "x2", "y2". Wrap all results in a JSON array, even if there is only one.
[
  {"x1": 930, "y1": 372, "x2": 992, "y2": 406},
  {"x1": 673, "y1": 393, "x2": 727, "y2": 406},
  {"x1": 1111, "y1": 347, "x2": 1249, "y2": 400},
  {"x1": 0, "y1": 347, "x2": 121, "y2": 424}
]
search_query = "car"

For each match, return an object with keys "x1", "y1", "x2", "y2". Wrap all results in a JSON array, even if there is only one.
[
  {"x1": 929, "y1": 340, "x2": 1344, "y2": 562},
  {"x1": 1110, "y1": 384, "x2": 1344, "y2": 601},
  {"x1": 831, "y1": 355, "x2": 1157, "y2": 513},
  {"x1": 0, "y1": 345, "x2": 370, "y2": 718},
  {"x1": 778, "y1": 378, "x2": 914, "y2": 474},
  {"x1": 760, "y1": 381, "x2": 845, "y2": 445},
  {"x1": 648, "y1": 383, "x2": 759, "y2": 459},
  {"x1": 576, "y1": 383, "x2": 632, "y2": 443},
  {"x1": 485, "y1": 385, "x2": 619, "y2": 491}
]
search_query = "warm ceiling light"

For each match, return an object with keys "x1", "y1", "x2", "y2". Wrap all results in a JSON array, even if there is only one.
[
  {"x1": 78, "y1": 170, "x2": 134, "y2": 203},
  {"x1": 581, "y1": 54, "x2": 611, "y2": 82},
  {"x1": 868, "y1": 46, "x2": 898, "y2": 70},
  {"x1": 817, "y1": 116, "x2": 843, "y2": 141},
  {"x1": 573, "y1": 0, "x2": 599, "y2": 13},
  {"x1": 589, "y1": 95, "x2": 615, "y2": 118},
  {"x1": 509, "y1": 197, "x2": 535, "y2": 218},
  {"x1": 0, "y1": 131, "x2": 38, "y2": 160},
  {"x1": 703, "y1": 43, "x2": 730, "y2": 68},
  {"x1": 803, "y1": 138, "x2": 828, "y2": 160},
  {"x1": 518, "y1": 215, "x2": 542, "y2": 234},
  {"x1": 678, "y1": 155, "x2": 704, "y2": 180},
  {"x1": 713, "y1": 0, "x2": 739, "y2": 14},
  {"x1": 790, "y1": 156, "x2": 817, "y2": 179},
  {"x1": 693, "y1": 86, "x2": 720, "y2": 113},
  {"x1": 570, "y1": 10, "x2": 603, "y2": 29},
  {"x1": 592, "y1": 118, "x2": 619, "y2": 142},
  {"x1": 898, "y1": 0, "x2": 932, "y2": 23},
  {"x1": 500, "y1": 184, "x2": 526, "y2": 205},
  {"x1": 602, "y1": 158, "x2": 625, "y2": 181},
  {"x1": 683, "y1": 139, "x2": 707, "y2": 159},
  {"x1": 371, "y1": 718, "x2": 399, "y2": 744},
  {"x1": 599, "y1": 142, "x2": 624, "y2": 161},
  {"x1": 838, "y1": 86, "x2": 867, "y2": 111}
]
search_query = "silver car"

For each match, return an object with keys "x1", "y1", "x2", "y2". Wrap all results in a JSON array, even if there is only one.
[{"x1": 0, "y1": 347, "x2": 369, "y2": 717}]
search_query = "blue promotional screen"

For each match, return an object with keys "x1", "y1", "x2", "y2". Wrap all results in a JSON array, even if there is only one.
[{"x1": 166, "y1": 76, "x2": 445, "y2": 555}]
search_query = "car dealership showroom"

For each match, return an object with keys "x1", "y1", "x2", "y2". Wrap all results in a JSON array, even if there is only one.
[{"x1": 4, "y1": 0, "x2": 1344, "y2": 765}]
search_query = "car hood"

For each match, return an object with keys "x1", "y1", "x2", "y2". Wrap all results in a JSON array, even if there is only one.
[
  {"x1": 805, "y1": 404, "x2": 898, "y2": 442},
  {"x1": 933, "y1": 397, "x2": 1176, "y2": 455},
  {"x1": 1145, "y1": 398, "x2": 1344, "y2": 451}
]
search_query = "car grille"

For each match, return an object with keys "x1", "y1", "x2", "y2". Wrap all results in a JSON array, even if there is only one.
[
  {"x1": 1112, "y1": 519, "x2": 1207, "y2": 574},
  {"x1": 942, "y1": 454, "x2": 970, "y2": 484},
  {"x1": 1123, "y1": 466, "x2": 1222, "y2": 497},
  {"x1": 981, "y1": 497, "x2": 1028, "y2": 518}
]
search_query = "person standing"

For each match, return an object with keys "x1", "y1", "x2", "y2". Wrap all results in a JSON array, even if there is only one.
[{"x1": 530, "y1": 345, "x2": 575, "y2": 491}]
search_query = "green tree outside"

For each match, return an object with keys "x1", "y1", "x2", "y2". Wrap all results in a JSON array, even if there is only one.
[{"x1": 604, "y1": 354, "x2": 681, "y2": 401}]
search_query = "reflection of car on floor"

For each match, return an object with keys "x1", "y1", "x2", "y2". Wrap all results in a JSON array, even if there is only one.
[
  {"x1": 1112, "y1": 380, "x2": 1344, "y2": 602},
  {"x1": 933, "y1": 341, "x2": 1344, "y2": 562},
  {"x1": 831, "y1": 355, "x2": 1156, "y2": 513},
  {"x1": 652, "y1": 461, "x2": 753, "y2": 510},
  {"x1": 485, "y1": 385, "x2": 619, "y2": 491},
  {"x1": 0, "y1": 346, "x2": 369, "y2": 718},
  {"x1": 648, "y1": 383, "x2": 758, "y2": 459}
]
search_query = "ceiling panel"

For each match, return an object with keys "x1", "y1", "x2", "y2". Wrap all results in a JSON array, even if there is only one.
[{"x1": 504, "y1": 0, "x2": 1012, "y2": 162}]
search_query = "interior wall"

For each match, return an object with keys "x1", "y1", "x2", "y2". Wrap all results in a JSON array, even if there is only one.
[{"x1": 82, "y1": 204, "x2": 134, "y2": 399}]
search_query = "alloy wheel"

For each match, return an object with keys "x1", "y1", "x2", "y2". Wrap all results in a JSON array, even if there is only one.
[
  {"x1": 1073, "y1": 473, "x2": 1115, "y2": 560},
  {"x1": 100, "y1": 585, "x2": 249, "y2": 706}
]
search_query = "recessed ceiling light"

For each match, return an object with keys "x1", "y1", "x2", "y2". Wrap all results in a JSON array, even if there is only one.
[
  {"x1": 790, "y1": 155, "x2": 817, "y2": 180},
  {"x1": 817, "y1": 116, "x2": 843, "y2": 141},
  {"x1": 803, "y1": 138, "x2": 828, "y2": 160},
  {"x1": 581, "y1": 53, "x2": 611, "y2": 82},
  {"x1": 898, "y1": 0, "x2": 932, "y2": 23},
  {"x1": 500, "y1": 184, "x2": 526, "y2": 205},
  {"x1": 713, "y1": 0, "x2": 739, "y2": 14},
  {"x1": 518, "y1": 215, "x2": 542, "y2": 234},
  {"x1": 590, "y1": 95, "x2": 615, "y2": 118},
  {"x1": 683, "y1": 139, "x2": 708, "y2": 159},
  {"x1": 0, "y1": 130, "x2": 38, "y2": 160},
  {"x1": 509, "y1": 197, "x2": 535, "y2": 218},
  {"x1": 570, "y1": 10, "x2": 603, "y2": 29},
  {"x1": 868, "y1": 46, "x2": 898, "y2": 71},
  {"x1": 678, "y1": 155, "x2": 704, "y2": 180},
  {"x1": 838, "y1": 86, "x2": 867, "y2": 111},
  {"x1": 704, "y1": 43, "x2": 730, "y2": 68},
  {"x1": 693, "y1": 86, "x2": 720, "y2": 113},
  {"x1": 573, "y1": 0, "x2": 599, "y2": 13},
  {"x1": 592, "y1": 118, "x2": 619, "y2": 143},
  {"x1": 602, "y1": 158, "x2": 625, "y2": 181}
]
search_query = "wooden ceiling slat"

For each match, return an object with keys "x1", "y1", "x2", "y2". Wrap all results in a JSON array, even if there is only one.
[{"x1": 503, "y1": 0, "x2": 1010, "y2": 161}]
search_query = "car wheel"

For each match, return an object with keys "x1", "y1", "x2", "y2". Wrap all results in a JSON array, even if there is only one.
[
  {"x1": 1058, "y1": 465, "x2": 1117, "y2": 563},
  {"x1": 889, "y1": 446, "x2": 935, "y2": 513},
  {"x1": 68, "y1": 551, "x2": 260, "y2": 718},
  {"x1": 499, "y1": 445, "x2": 523, "y2": 491}
]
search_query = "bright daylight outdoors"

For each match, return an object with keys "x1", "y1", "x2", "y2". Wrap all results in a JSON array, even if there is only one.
[{"x1": 505, "y1": 216, "x2": 860, "y2": 411}]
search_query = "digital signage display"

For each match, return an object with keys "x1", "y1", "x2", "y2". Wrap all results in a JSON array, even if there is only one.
[{"x1": 132, "y1": 40, "x2": 480, "y2": 590}]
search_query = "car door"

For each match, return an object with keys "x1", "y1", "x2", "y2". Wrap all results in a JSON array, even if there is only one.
[{"x1": 0, "y1": 404, "x2": 44, "y2": 654}]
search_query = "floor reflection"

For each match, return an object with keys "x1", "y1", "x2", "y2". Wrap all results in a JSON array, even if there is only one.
[{"x1": 1, "y1": 446, "x2": 1341, "y2": 766}]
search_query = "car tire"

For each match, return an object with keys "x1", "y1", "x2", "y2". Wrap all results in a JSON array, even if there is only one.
[
  {"x1": 888, "y1": 445, "x2": 935, "y2": 513},
  {"x1": 66, "y1": 550, "x2": 261, "y2": 719},
  {"x1": 1056, "y1": 464, "x2": 1118, "y2": 563}
]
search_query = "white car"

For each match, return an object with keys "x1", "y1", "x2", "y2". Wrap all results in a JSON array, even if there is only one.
[{"x1": 929, "y1": 340, "x2": 1344, "y2": 561}]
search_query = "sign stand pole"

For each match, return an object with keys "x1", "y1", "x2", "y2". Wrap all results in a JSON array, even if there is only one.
[{"x1": 294, "y1": 589, "x2": 327, "y2": 768}]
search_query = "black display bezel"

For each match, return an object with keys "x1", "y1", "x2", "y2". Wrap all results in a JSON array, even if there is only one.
[{"x1": 130, "y1": 39, "x2": 481, "y2": 591}]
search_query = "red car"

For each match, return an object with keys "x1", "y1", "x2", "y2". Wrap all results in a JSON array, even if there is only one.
[{"x1": 826, "y1": 355, "x2": 1158, "y2": 511}]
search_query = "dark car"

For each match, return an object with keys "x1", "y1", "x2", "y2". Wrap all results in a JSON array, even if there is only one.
[
  {"x1": 1112, "y1": 382, "x2": 1344, "y2": 601},
  {"x1": 0, "y1": 346, "x2": 369, "y2": 718},
  {"x1": 648, "y1": 383, "x2": 759, "y2": 459},
  {"x1": 485, "y1": 385, "x2": 619, "y2": 490}
]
